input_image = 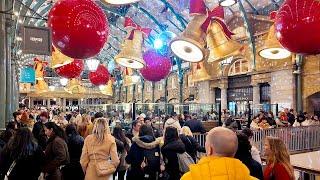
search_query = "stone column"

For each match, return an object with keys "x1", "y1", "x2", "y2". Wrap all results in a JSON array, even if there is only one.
[
  {"x1": 252, "y1": 85, "x2": 260, "y2": 108},
  {"x1": 62, "y1": 98, "x2": 66, "y2": 112},
  {"x1": 221, "y1": 88, "x2": 227, "y2": 110},
  {"x1": 47, "y1": 99, "x2": 50, "y2": 109},
  {"x1": 0, "y1": 0, "x2": 7, "y2": 129},
  {"x1": 211, "y1": 88, "x2": 216, "y2": 104},
  {"x1": 198, "y1": 81, "x2": 211, "y2": 103}
]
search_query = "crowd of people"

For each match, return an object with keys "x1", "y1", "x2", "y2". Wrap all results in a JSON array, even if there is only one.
[
  {"x1": 249, "y1": 108, "x2": 320, "y2": 130},
  {"x1": 0, "y1": 107, "x2": 302, "y2": 180}
]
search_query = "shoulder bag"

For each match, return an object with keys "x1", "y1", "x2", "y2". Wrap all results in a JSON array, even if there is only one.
[{"x1": 93, "y1": 146, "x2": 116, "y2": 177}]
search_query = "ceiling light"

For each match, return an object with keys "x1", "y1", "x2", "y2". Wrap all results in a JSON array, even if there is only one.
[
  {"x1": 103, "y1": 0, "x2": 140, "y2": 5},
  {"x1": 219, "y1": 0, "x2": 237, "y2": 7},
  {"x1": 171, "y1": 40, "x2": 204, "y2": 62},
  {"x1": 13, "y1": 11, "x2": 19, "y2": 16},
  {"x1": 259, "y1": 48, "x2": 291, "y2": 60},
  {"x1": 18, "y1": 19, "x2": 23, "y2": 24},
  {"x1": 60, "y1": 78, "x2": 68, "y2": 86},
  {"x1": 86, "y1": 59, "x2": 100, "y2": 71}
]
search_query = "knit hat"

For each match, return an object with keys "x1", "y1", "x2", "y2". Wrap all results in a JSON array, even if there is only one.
[{"x1": 164, "y1": 118, "x2": 181, "y2": 131}]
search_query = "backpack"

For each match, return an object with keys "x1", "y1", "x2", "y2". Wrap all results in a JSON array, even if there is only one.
[
  {"x1": 177, "y1": 152, "x2": 195, "y2": 173},
  {"x1": 142, "y1": 146, "x2": 161, "y2": 175}
]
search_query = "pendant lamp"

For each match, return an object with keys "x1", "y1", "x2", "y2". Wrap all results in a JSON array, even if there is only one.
[
  {"x1": 219, "y1": 0, "x2": 237, "y2": 7},
  {"x1": 258, "y1": 25, "x2": 291, "y2": 60},
  {"x1": 86, "y1": 59, "x2": 100, "y2": 71},
  {"x1": 103, "y1": 0, "x2": 140, "y2": 5}
]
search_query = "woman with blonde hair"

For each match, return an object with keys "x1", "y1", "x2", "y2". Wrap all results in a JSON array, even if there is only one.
[
  {"x1": 80, "y1": 118, "x2": 119, "y2": 180},
  {"x1": 179, "y1": 126, "x2": 205, "y2": 162},
  {"x1": 264, "y1": 136, "x2": 294, "y2": 180},
  {"x1": 77, "y1": 114, "x2": 93, "y2": 138}
]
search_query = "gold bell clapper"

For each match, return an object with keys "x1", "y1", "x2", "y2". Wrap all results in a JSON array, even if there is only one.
[
  {"x1": 115, "y1": 30, "x2": 145, "y2": 69},
  {"x1": 34, "y1": 80, "x2": 49, "y2": 94},
  {"x1": 206, "y1": 19, "x2": 242, "y2": 62},
  {"x1": 258, "y1": 25, "x2": 291, "y2": 60},
  {"x1": 191, "y1": 61, "x2": 212, "y2": 82},
  {"x1": 64, "y1": 78, "x2": 86, "y2": 94},
  {"x1": 100, "y1": 80, "x2": 113, "y2": 96},
  {"x1": 51, "y1": 46, "x2": 74, "y2": 69},
  {"x1": 170, "y1": 15, "x2": 207, "y2": 62}
]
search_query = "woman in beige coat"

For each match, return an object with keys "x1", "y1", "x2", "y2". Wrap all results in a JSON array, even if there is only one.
[{"x1": 80, "y1": 118, "x2": 120, "y2": 180}]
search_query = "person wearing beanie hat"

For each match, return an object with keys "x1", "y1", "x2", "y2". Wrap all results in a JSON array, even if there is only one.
[{"x1": 164, "y1": 117, "x2": 181, "y2": 132}]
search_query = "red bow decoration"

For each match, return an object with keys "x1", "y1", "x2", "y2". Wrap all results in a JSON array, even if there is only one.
[
  {"x1": 189, "y1": 0, "x2": 234, "y2": 38},
  {"x1": 124, "y1": 17, "x2": 152, "y2": 40}
]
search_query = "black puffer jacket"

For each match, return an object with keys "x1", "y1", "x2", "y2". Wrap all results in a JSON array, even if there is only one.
[
  {"x1": 179, "y1": 134, "x2": 205, "y2": 162},
  {"x1": 126, "y1": 135, "x2": 161, "y2": 180},
  {"x1": 161, "y1": 139, "x2": 186, "y2": 180}
]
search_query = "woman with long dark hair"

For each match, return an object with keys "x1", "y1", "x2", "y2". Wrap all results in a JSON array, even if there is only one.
[
  {"x1": 0, "y1": 128, "x2": 44, "y2": 180},
  {"x1": 126, "y1": 125, "x2": 161, "y2": 180},
  {"x1": 234, "y1": 133, "x2": 263, "y2": 180},
  {"x1": 43, "y1": 122, "x2": 70, "y2": 180},
  {"x1": 112, "y1": 126, "x2": 131, "y2": 180},
  {"x1": 162, "y1": 126, "x2": 186, "y2": 180}
]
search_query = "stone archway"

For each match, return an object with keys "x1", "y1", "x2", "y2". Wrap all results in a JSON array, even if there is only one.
[{"x1": 306, "y1": 92, "x2": 320, "y2": 116}]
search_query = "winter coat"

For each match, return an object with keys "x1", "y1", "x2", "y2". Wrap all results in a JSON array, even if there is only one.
[
  {"x1": 164, "y1": 118, "x2": 181, "y2": 132},
  {"x1": 115, "y1": 137, "x2": 131, "y2": 172},
  {"x1": 62, "y1": 134, "x2": 84, "y2": 180},
  {"x1": 80, "y1": 132, "x2": 119, "y2": 180},
  {"x1": 181, "y1": 156, "x2": 257, "y2": 180},
  {"x1": 184, "y1": 119, "x2": 206, "y2": 134},
  {"x1": 251, "y1": 145, "x2": 262, "y2": 164},
  {"x1": 179, "y1": 134, "x2": 205, "y2": 162},
  {"x1": 126, "y1": 135, "x2": 161, "y2": 180},
  {"x1": 0, "y1": 145, "x2": 44, "y2": 180},
  {"x1": 161, "y1": 139, "x2": 186, "y2": 180},
  {"x1": 32, "y1": 121, "x2": 48, "y2": 150},
  {"x1": 43, "y1": 136, "x2": 70, "y2": 180},
  {"x1": 239, "y1": 157, "x2": 263, "y2": 180},
  {"x1": 264, "y1": 163, "x2": 292, "y2": 180}
]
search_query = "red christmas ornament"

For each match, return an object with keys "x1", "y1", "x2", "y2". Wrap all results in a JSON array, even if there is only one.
[
  {"x1": 55, "y1": 59, "x2": 84, "y2": 79},
  {"x1": 48, "y1": 0, "x2": 108, "y2": 59},
  {"x1": 140, "y1": 50, "x2": 172, "y2": 82},
  {"x1": 275, "y1": 0, "x2": 320, "y2": 54},
  {"x1": 89, "y1": 64, "x2": 110, "y2": 86}
]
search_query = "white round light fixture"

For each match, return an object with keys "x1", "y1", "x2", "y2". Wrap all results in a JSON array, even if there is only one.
[
  {"x1": 219, "y1": 0, "x2": 237, "y2": 7},
  {"x1": 60, "y1": 78, "x2": 68, "y2": 86},
  {"x1": 86, "y1": 59, "x2": 100, "y2": 71},
  {"x1": 259, "y1": 48, "x2": 291, "y2": 60},
  {"x1": 170, "y1": 40, "x2": 204, "y2": 62},
  {"x1": 103, "y1": 0, "x2": 140, "y2": 5}
]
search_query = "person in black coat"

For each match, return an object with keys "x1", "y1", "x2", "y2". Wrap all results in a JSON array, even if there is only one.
[
  {"x1": 126, "y1": 125, "x2": 161, "y2": 180},
  {"x1": 184, "y1": 113, "x2": 206, "y2": 134},
  {"x1": 161, "y1": 126, "x2": 186, "y2": 180},
  {"x1": 0, "y1": 121, "x2": 17, "y2": 151},
  {"x1": 32, "y1": 112, "x2": 49, "y2": 150},
  {"x1": 180, "y1": 126, "x2": 206, "y2": 162},
  {"x1": 0, "y1": 128, "x2": 44, "y2": 180},
  {"x1": 62, "y1": 124, "x2": 84, "y2": 180},
  {"x1": 235, "y1": 132, "x2": 263, "y2": 180}
]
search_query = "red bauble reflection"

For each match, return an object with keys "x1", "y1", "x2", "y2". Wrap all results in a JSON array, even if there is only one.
[
  {"x1": 89, "y1": 65, "x2": 110, "y2": 86},
  {"x1": 275, "y1": 0, "x2": 320, "y2": 54},
  {"x1": 140, "y1": 50, "x2": 171, "y2": 82},
  {"x1": 55, "y1": 59, "x2": 84, "y2": 79},
  {"x1": 48, "y1": 0, "x2": 108, "y2": 59}
]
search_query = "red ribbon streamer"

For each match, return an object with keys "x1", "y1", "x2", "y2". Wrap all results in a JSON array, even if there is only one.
[{"x1": 124, "y1": 17, "x2": 152, "y2": 40}]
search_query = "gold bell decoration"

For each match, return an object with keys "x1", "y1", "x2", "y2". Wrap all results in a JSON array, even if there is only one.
[
  {"x1": 34, "y1": 80, "x2": 49, "y2": 94},
  {"x1": 258, "y1": 25, "x2": 291, "y2": 60},
  {"x1": 122, "y1": 68, "x2": 136, "y2": 86},
  {"x1": 170, "y1": 15, "x2": 207, "y2": 62},
  {"x1": 34, "y1": 58, "x2": 48, "y2": 80},
  {"x1": 206, "y1": 19, "x2": 242, "y2": 62},
  {"x1": 115, "y1": 17, "x2": 151, "y2": 69},
  {"x1": 64, "y1": 78, "x2": 86, "y2": 94},
  {"x1": 191, "y1": 61, "x2": 212, "y2": 82},
  {"x1": 100, "y1": 80, "x2": 113, "y2": 96},
  {"x1": 51, "y1": 46, "x2": 74, "y2": 69}
]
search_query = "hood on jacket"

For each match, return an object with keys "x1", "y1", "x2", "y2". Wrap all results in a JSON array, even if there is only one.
[
  {"x1": 181, "y1": 156, "x2": 257, "y2": 180},
  {"x1": 132, "y1": 135, "x2": 161, "y2": 149},
  {"x1": 164, "y1": 118, "x2": 181, "y2": 131},
  {"x1": 162, "y1": 139, "x2": 185, "y2": 153}
]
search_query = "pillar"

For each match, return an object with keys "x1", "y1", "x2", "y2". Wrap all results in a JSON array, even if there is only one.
[
  {"x1": 221, "y1": 88, "x2": 227, "y2": 110},
  {"x1": 296, "y1": 55, "x2": 303, "y2": 113},
  {"x1": 152, "y1": 82, "x2": 155, "y2": 103},
  {"x1": 47, "y1": 99, "x2": 50, "y2": 109},
  {"x1": 252, "y1": 85, "x2": 260, "y2": 108},
  {"x1": 5, "y1": 11, "x2": 12, "y2": 123},
  {"x1": 211, "y1": 88, "x2": 216, "y2": 104},
  {"x1": 30, "y1": 98, "x2": 34, "y2": 108},
  {"x1": 0, "y1": 0, "x2": 7, "y2": 129},
  {"x1": 62, "y1": 98, "x2": 66, "y2": 112},
  {"x1": 198, "y1": 81, "x2": 211, "y2": 103}
]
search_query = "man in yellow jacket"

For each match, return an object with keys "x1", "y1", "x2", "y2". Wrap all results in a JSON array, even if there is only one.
[{"x1": 181, "y1": 127, "x2": 257, "y2": 180}]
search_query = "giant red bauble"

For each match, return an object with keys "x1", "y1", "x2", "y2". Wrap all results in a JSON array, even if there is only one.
[
  {"x1": 140, "y1": 50, "x2": 172, "y2": 82},
  {"x1": 55, "y1": 59, "x2": 84, "y2": 79},
  {"x1": 275, "y1": 0, "x2": 320, "y2": 54},
  {"x1": 48, "y1": 0, "x2": 108, "y2": 59},
  {"x1": 89, "y1": 64, "x2": 110, "y2": 86}
]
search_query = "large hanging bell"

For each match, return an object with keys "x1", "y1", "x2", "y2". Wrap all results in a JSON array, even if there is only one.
[
  {"x1": 191, "y1": 61, "x2": 212, "y2": 82},
  {"x1": 100, "y1": 80, "x2": 113, "y2": 96},
  {"x1": 51, "y1": 46, "x2": 74, "y2": 69},
  {"x1": 34, "y1": 80, "x2": 48, "y2": 94},
  {"x1": 123, "y1": 68, "x2": 136, "y2": 86},
  {"x1": 171, "y1": 15, "x2": 207, "y2": 62},
  {"x1": 258, "y1": 25, "x2": 291, "y2": 60},
  {"x1": 206, "y1": 20, "x2": 242, "y2": 62},
  {"x1": 64, "y1": 78, "x2": 86, "y2": 94},
  {"x1": 115, "y1": 30, "x2": 145, "y2": 69}
]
